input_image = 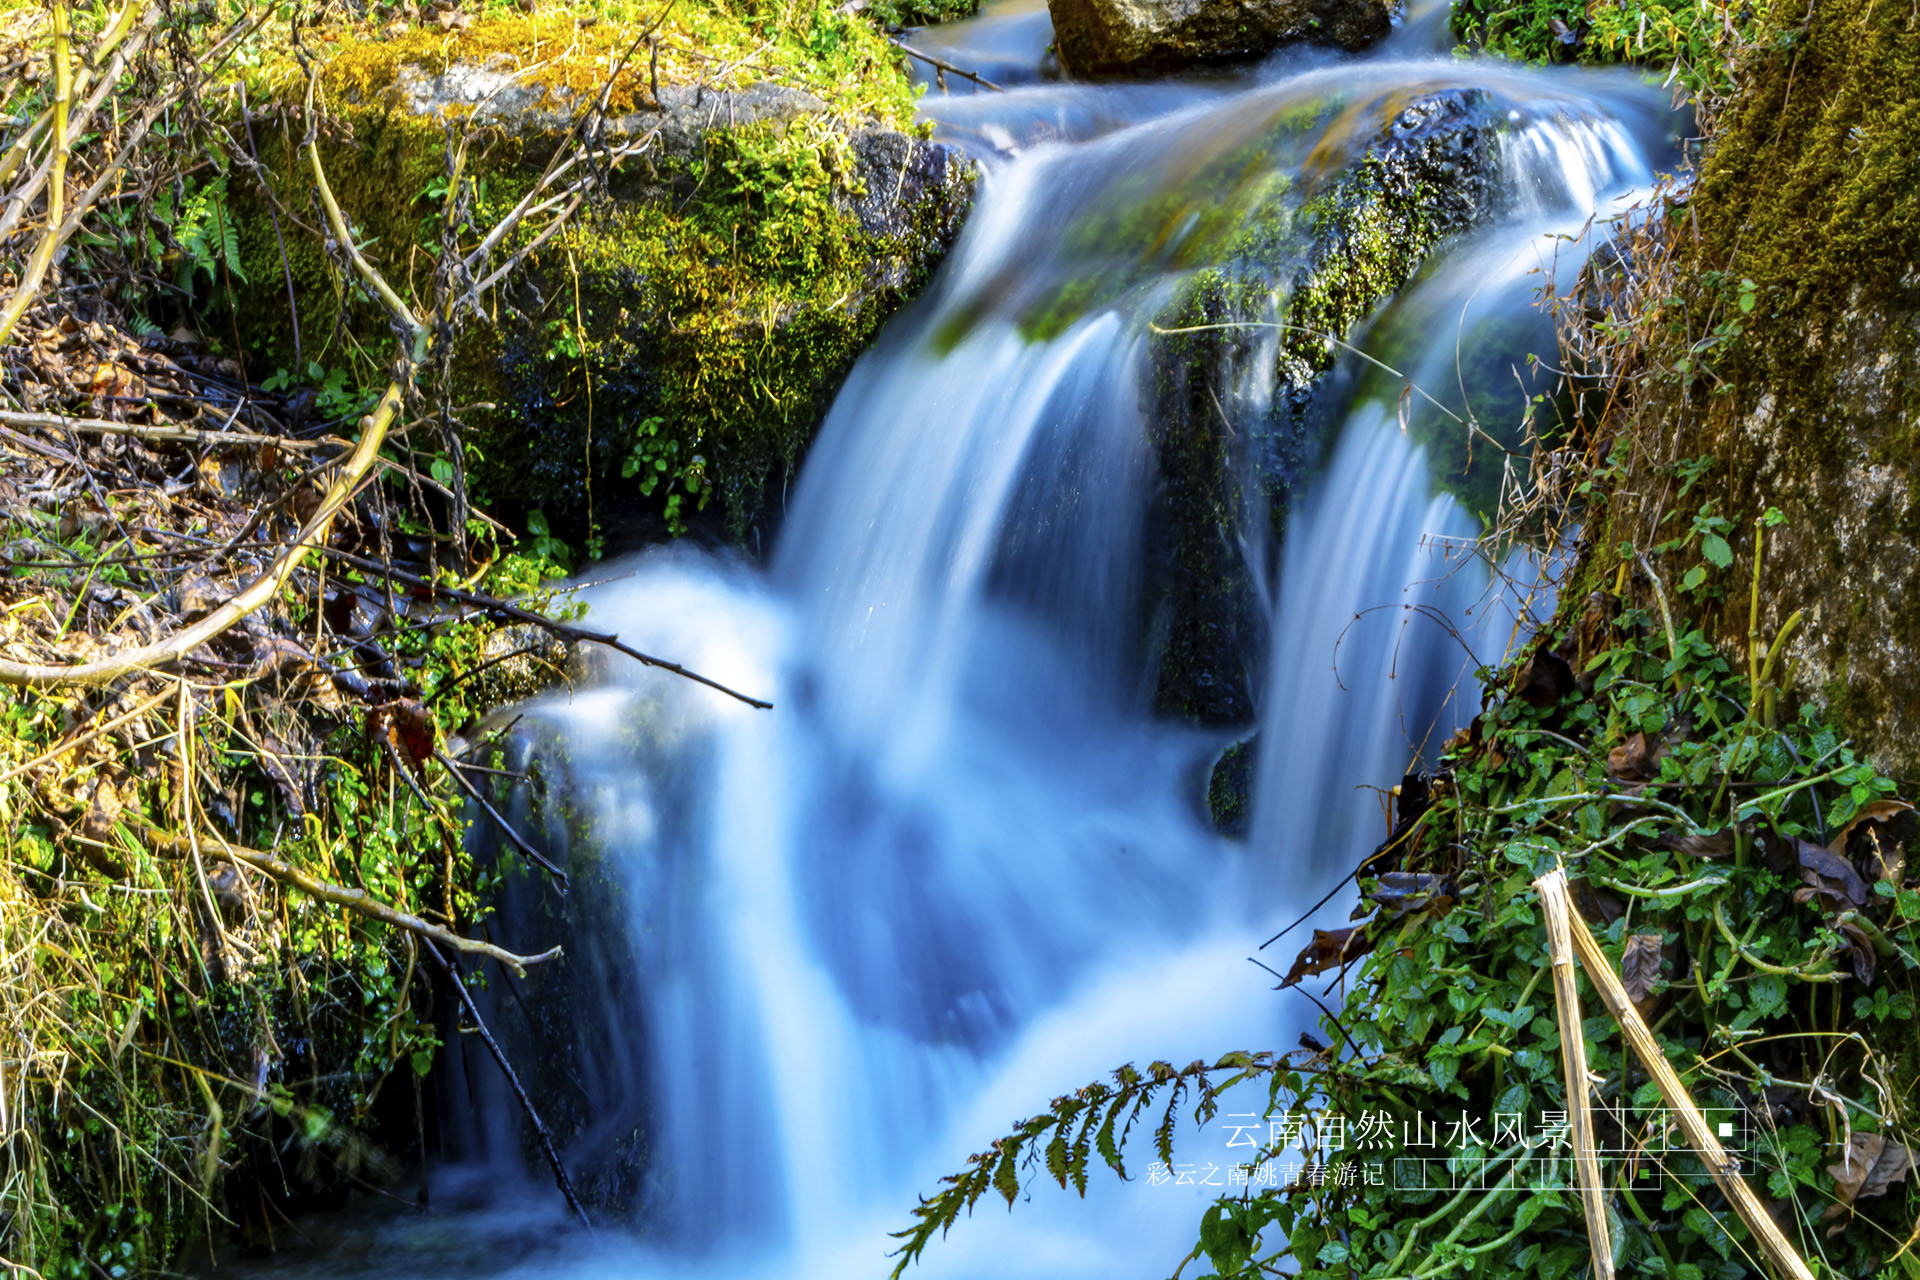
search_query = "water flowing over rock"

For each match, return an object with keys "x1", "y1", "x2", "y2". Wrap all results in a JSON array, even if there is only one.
[
  {"x1": 421, "y1": 54, "x2": 1671, "y2": 1272},
  {"x1": 1047, "y1": 0, "x2": 1395, "y2": 76}
]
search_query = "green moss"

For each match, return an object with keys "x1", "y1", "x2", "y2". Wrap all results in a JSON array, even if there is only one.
[
  {"x1": 219, "y1": 10, "x2": 968, "y2": 543},
  {"x1": 1206, "y1": 735, "x2": 1256, "y2": 836},
  {"x1": 1142, "y1": 92, "x2": 1495, "y2": 724}
]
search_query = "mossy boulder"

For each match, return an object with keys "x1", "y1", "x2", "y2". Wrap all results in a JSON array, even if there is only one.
[
  {"x1": 1581, "y1": 0, "x2": 1920, "y2": 777},
  {"x1": 223, "y1": 12, "x2": 974, "y2": 547},
  {"x1": 1048, "y1": 0, "x2": 1394, "y2": 77},
  {"x1": 1144, "y1": 89, "x2": 1498, "y2": 725}
]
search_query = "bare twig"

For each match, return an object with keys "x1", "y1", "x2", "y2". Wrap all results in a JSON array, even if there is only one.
[
  {"x1": 890, "y1": 38, "x2": 1004, "y2": 92},
  {"x1": 433, "y1": 748, "x2": 570, "y2": 892},
  {"x1": 422, "y1": 939, "x2": 592, "y2": 1227}
]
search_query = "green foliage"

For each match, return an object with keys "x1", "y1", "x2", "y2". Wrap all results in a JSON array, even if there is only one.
[
  {"x1": 0, "y1": 499, "x2": 577, "y2": 1273},
  {"x1": 1450, "y1": 0, "x2": 1750, "y2": 97},
  {"x1": 860, "y1": 0, "x2": 982, "y2": 30}
]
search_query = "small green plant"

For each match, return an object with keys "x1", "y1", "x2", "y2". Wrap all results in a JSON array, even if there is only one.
[{"x1": 621, "y1": 415, "x2": 709, "y2": 536}]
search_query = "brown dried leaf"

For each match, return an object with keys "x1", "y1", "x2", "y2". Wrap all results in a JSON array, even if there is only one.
[
  {"x1": 1607, "y1": 730, "x2": 1665, "y2": 783},
  {"x1": 79, "y1": 774, "x2": 124, "y2": 843},
  {"x1": 1278, "y1": 926, "x2": 1370, "y2": 989},
  {"x1": 1825, "y1": 1133, "x2": 1913, "y2": 1216},
  {"x1": 1795, "y1": 839, "x2": 1868, "y2": 909},
  {"x1": 1836, "y1": 921, "x2": 1876, "y2": 987},
  {"x1": 1830, "y1": 798, "x2": 1914, "y2": 883},
  {"x1": 1621, "y1": 932, "x2": 1664, "y2": 1001},
  {"x1": 1515, "y1": 645, "x2": 1576, "y2": 708}
]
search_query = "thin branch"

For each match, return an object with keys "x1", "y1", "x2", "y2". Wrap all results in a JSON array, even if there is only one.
[
  {"x1": 0, "y1": 408, "x2": 339, "y2": 451},
  {"x1": 433, "y1": 748, "x2": 570, "y2": 892},
  {"x1": 317, "y1": 545, "x2": 773, "y2": 708},
  {"x1": 152, "y1": 830, "x2": 562, "y2": 978},
  {"x1": 421, "y1": 939, "x2": 593, "y2": 1227},
  {"x1": 890, "y1": 39, "x2": 1004, "y2": 92}
]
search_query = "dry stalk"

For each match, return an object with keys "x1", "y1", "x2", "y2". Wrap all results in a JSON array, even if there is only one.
[{"x1": 1535, "y1": 870, "x2": 1818, "y2": 1280}]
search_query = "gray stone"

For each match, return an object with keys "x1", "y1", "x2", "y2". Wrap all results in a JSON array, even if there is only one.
[{"x1": 1048, "y1": 0, "x2": 1395, "y2": 77}]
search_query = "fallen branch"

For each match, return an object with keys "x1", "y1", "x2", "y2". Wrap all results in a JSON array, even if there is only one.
[
  {"x1": 0, "y1": 408, "x2": 338, "y2": 451},
  {"x1": 153, "y1": 829, "x2": 562, "y2": 978},
  {"x1": 890, "y1": 38, "x2": 1003, "y2": 92},
  {"x1": 1535, "y1": 869, "x2": 1818, "y2": 1280},
  {"x1": 422, "y1": 938, "x2": 593, "y2": 1228},
  {"x1": 318, "y1": 545, "x2": 773, "y2": 708},
  {"x1": 0, "y1": 384, "x2": 396, "y2": 687},
  {"x1": 434, "y1": 747, "x2": 570, "y2": 892}
]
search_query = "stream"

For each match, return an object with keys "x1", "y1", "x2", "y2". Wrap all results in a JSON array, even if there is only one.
[{"x1": 234, "y1": 4, "x2": 1677, "y2": 1276}]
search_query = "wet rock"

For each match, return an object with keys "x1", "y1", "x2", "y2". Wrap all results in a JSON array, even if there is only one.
[
  {"x1": 1208, "y1": 736, "x2": 1257, "y2": 836},
  {"x1": 1145, "y1": 89, "x2": 1497, "y2": 726},
  {"x1": 1049, "y1": 0, "x2": 1395, "y2": 77}
]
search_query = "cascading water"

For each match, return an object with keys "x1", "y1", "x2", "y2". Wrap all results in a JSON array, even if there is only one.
[{"x1": 241, "y1": 11, "x2": 1676, "y2": 1278}]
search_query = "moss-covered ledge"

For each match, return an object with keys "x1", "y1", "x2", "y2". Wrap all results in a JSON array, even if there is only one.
[{"x1": 220, "y1": 4, "x2": 974, "y2": 547}]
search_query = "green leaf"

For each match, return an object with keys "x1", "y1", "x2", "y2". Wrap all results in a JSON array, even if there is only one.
[{"x1": 1700, "y1": 533, "x2": 1733, "y2": 568}]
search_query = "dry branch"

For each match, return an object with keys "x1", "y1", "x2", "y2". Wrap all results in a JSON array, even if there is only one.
[
  {"x1": 0, "y1": 408, "x2": 338, "y2": 451},
  {"x1": 1535, "y1": 870, "x2": 1818, "y2": 1280},
  {"x1": 152, "y1": 829, "x2": 562, "y2": 977}
]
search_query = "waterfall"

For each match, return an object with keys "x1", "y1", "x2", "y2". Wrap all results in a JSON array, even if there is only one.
[{"x1": 247, "y1": 26, "x2": 1675, "y2": 1280}]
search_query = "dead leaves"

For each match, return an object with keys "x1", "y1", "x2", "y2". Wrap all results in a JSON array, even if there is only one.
[
  {"x1": 1620, "y1": 931, "x2": 1664, "y2": 1002},
  {"x1": 1607, "y1": 730, "x2": 1665, "y2": 783},
  {"x1": 1824, "y1": 1133, "x2": 1913, "y2": 1231},
  {"x1": 1278, "y1": 926, "x2": 1370, "y2": 989},
  {"x1": 365, "y1": 698, "x2": 436, "y2": 777},
  {"x1": 1792, "y1": 838, "x2": 1869, "y2": 911}
]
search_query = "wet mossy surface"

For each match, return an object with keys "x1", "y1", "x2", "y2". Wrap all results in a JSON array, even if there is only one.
[
  {"x1": 1143, "y1": 89, "x2": 1498, "y2": 725},
  {"x1": 1206, "y1": 735, "x2": 1256, "y2": 836},
  {"x1": 1586, "y1": 0, "x2": 1920, "y2": 777}
]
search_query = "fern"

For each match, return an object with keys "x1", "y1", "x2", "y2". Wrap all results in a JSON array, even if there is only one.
[{"x1": 888, "y1": 1052, "x2": 1301, "y2": 1278}]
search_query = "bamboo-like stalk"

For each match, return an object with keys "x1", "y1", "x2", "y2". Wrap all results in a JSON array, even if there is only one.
[
  {"x1": 1535, "y1": 868, "x2": 1617, "y2": 1280},
  {"x1": 1536, "y1": 870, "x2": 1818, "y2": 1280}
]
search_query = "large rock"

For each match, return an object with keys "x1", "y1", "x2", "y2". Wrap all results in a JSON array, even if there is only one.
[
  {"x1": 1048, "y1": 0, "x2": 1394, "y2": 77},
  {"x1": 1143, "y1": 89, "x2": 1498, "y2": 725}
]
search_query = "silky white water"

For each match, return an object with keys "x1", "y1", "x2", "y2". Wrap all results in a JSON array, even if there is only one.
[{"x1": 234, "y1": 13, "x2": 1674, "y2": 1279}]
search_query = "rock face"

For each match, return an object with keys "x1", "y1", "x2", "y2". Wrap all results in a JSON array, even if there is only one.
[
  {"x1": 1048, "y1": 0, "x2": 1394, "y2": 77},
  {"x1": 1580, "y1": 0, "x2": 1920, "y2": 778}
]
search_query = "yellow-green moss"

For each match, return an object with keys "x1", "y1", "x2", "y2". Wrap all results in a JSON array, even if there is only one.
[{"x1": 288, "y1": 0, "x2": 921, "y2": 130}]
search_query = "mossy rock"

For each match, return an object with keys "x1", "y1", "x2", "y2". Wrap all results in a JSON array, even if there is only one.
[
  {"x1": 219, "y1": 17, "x2": 974, "y2": 548},
  {"x1": 1581, "y1": 0, "x2": 1920, "y2": 777},
  {"x1": 1206, "y1": 735, "x2": 1257, "y2": 836},
  {"x1": 1143, "y1": 89, "x2": 1499, "y2": 726}
]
